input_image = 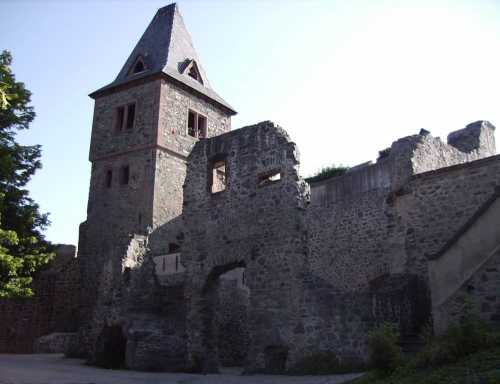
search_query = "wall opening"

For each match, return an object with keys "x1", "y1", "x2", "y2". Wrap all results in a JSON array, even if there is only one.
[
  {"x1": 126, "y1": 103, "x2": 135, "y2": 130},
  {"x1": 211, "y1": 160, "x2": 227, "y2": 194},
  {"x1": 187, "y1": 109, "x2": 207, "y2": 139},
  {"x1": 120, "y1": 165, "x2": 130, "y2": 185},
  {"x1": 94, "y1": 325, "x2": 127, "y2": 369},
  {"x1": 264, "y1": 345, "x2": 288, "y2": 373},
  {"x1": 199, "y1": 261, "x2": 249, "y2": 371},
  {"x1": 258, "y1": 170, "x2": 282, "y2": 187},
  {"x1": 115, "y1": 106, "x2": 125, "y2": 132},
  {"x1": 132, "y1": 58, "x2": 145, "y2": 74},
  {"x1": 105, "y1": 170, "x2": 113, "y2": 188}
]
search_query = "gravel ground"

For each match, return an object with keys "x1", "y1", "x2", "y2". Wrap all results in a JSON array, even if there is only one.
[{"x1": 0, "y1": 354, "x2": 364, "y2": 384}]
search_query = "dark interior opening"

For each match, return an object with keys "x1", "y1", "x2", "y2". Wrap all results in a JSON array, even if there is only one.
[
  {"x1": 199, "y1": 260, "x2": 249, "y2": 372},
  {"x1": 132, "y1": 59, "x2": 145, "y2": 74},
  {"x1": 94, "y1": 325, "x2": 127, "y2": 369},
  {"x1": 264, "y1": 345, "x2": 288, "y2": 373}
]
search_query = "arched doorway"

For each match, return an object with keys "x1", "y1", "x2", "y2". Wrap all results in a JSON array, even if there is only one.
[
  {"x1": 94, "y1": 325, "x2": 127, "y2": 369},
  {"x1": 197, "y1": 260, "x2": 249, "y2": 372}
]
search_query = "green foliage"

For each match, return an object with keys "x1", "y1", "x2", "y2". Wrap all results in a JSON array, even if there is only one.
[
  {"x1": 415, "y1": 307, "x2": 499, "y2": 369},
  {"x1": 305, "y1": 164, "x2": 349, "y2": 183},
  {"x1": 354, "y1": 307, "x2": 500, "y2": 384},
  {"x1": 353, "y1": 347, "x2": 500, "y2": 384},
  {"x1": 288, "y1": 351, "x2": 365, "y2": 375},
  {"x1": 0, "y1": 50, "x2": 53, "y2": 298},
  {"x1": 368, "y1": 323, "x2": 402, "y2": 374}
]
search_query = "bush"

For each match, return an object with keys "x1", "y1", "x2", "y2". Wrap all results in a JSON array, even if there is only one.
[
  {"x1": 415, "y1": 312, "x2": 500, "y2": 369},
  {"x1": 368, "y1": 323, "x2": 402, "y2": 374}
]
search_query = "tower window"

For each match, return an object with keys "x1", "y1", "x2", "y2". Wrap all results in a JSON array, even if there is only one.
[
  {"x1": 114, "y1": 103, "x2": 136, "y2": 132},
  {"x1": 120, "y1": 165, "x2": 130, "y2": 185},
  {"x1": 126, "y1": 104, "x2": 135, "y2": 130},
  {"x1": 105, "y1": 170, "x2": 113, "y2": 188},
  {"x1": 211, "y1": 159, "x2": 227, "y2": 194},
  {"x1": 115, "y1": 106, "x2": 125, "y2": 132},
  {"x1": 187, "y1": 109, "x2": 207, "y2": 138}
]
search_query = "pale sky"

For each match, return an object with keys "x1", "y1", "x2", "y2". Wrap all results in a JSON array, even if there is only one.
[{"x1": 2, "y1": 0, "x2": 500, "y2": 245}]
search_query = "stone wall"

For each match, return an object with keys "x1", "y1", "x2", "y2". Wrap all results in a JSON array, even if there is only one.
[
  {"x1": 182, "y1": 121, "x2": 310, "y2": 372},
  {"x1": 306, "y1": 122, "x2": 498, "y2": 349},
  {"x1": 0, "y1": 245, "x2": 79, "y2": 353}
]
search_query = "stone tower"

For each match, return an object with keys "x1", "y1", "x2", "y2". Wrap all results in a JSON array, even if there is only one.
[{"x1": 77, "y1": 3, "x2": 236, "y2": 357}]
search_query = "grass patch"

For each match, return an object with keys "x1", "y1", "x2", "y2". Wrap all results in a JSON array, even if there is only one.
[{"x1": 305, "y1": 164, "x2": 349, "y2": 183}]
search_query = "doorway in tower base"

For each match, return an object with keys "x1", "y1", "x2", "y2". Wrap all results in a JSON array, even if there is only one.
[
  {"x1": 199, "y1": 261, "x2": 250, "y2": 371},
  {"x1": 94, "y1": 324, "x2": 127, "y2": 369}
]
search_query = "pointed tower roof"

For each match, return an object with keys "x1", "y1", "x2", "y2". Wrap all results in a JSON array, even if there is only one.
[{"x1": 90, "y1": 3, "x2": 236, "y2": 115}]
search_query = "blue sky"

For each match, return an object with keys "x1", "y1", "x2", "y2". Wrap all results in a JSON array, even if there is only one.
[{"x1": 2, "y1": 0, "x2": 500, "y2": 245}]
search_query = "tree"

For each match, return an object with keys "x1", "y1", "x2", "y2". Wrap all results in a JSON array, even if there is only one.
[{"x1": 0, "y1": 50, "x2": 53, "y2": 298}]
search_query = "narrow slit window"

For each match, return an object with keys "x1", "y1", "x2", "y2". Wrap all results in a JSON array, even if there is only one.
[
  {"x1": 162, "y1": 257, "x2": 166, "y2": 272},
  {"x1": 211, "y1": 160, "x2": 226, "y2": 194},
  {"x1": 105, "y1": 170, "x2": 113, "y2": 188},
  {"x1": 115, "y1": 106, "x2": 125, "y2": 132},
  {"x1": 120, "y1": 165, "x2": 130, "y2": 185},
  {"x1": 188, "y1": 110, "x2": 196, "y2": 137},
  {"x1": 258, "y1": 170, "x2": 282, "y2": 187},
  {"x1": 175, "y1": 255, "x2": 179, "y2": 271},
  {"x1": 126, "y1": 104, "x2": 135, "y2": 130}
]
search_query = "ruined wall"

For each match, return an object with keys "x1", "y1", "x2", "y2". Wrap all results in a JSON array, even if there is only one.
[
  {"x1": 182, "y1": 121, "x2": 310, "y2": 372},
  {"x1": 306, "y1": 122, "x2": 497, "y2": 345},
  {"x1": 0, "y1": 245, "x2": 79, "y2": 353}
]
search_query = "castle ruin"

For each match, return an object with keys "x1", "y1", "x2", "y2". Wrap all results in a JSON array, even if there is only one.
[{"x1": 1, "y1": 3, "x2": 500, "y2": 374}]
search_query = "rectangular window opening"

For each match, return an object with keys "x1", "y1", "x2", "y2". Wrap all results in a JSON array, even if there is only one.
[
  {"x1": 211, "y1": 160, "x2": 227, "y2": 194},
  {"x1": 105, "y1": 170, "x2": 113, "y2": 188},
  {"x1": 126, "y1": 103, "x2": 135, "y2": 130},
  {"x1": 197, "y1": 115, "x2": 207, "y2": 138},
  {"x1": 120, "y1": 165, "x2": 130, "y2": 185},
  {"x1": 115, "y1": 106, "x2": 125, "y2": 132},
  {"x1": 187, "y1": 109, "x2": 207, "y2": 139},
  {"x1": 258, "y1": 170, "x2": 282, "y2": 187},
  {"x1": 188, "y1": 110, "x2": 196, "y2": 137}
]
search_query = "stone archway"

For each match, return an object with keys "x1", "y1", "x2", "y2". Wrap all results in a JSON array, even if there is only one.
[{"x1": 190, "y1": 260, "x2": 249, "y2": 373}]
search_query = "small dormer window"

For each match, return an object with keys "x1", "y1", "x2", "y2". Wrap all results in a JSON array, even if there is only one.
[
  {"x1": 184, "y1": 59, "x2": 203, "y2": 85},
  {"x1": 130, "y1": 56, "x2": 146, "y2": 75}
]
